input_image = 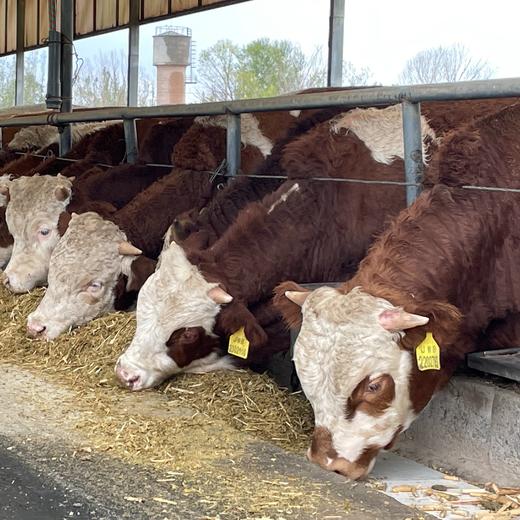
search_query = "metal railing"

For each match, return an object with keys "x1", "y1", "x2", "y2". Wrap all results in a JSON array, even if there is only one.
[{"x1": 2, "y1": 77, "x2": 520, "y2": 205}]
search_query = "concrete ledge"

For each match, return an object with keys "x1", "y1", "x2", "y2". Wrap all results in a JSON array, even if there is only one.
[{"x1": 397, "y1": 375, "x2": 520, "y2": 486}]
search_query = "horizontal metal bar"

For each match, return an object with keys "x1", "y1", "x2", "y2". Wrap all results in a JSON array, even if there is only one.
[{"x1": 2, "y1": 77, "x2": 520, "y2": 128}]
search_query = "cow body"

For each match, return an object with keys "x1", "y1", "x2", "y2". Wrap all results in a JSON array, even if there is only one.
[{"x1": 275, "y1": 102, "x2": 520, "y2": 480}]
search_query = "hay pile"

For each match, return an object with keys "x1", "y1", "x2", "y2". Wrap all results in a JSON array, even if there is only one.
[{"x1": 0, "y1": 286, "x2": 325, "y2": 517}]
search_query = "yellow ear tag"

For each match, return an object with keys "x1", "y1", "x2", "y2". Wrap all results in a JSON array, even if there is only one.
[
  {"x1": 228, "y1": 327, "x2": 250, "y2": 359},
  {"x1": 416, "y1": 332, "x2": 441, "y2": 371}
]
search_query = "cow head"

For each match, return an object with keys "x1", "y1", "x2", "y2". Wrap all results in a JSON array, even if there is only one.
[
  {"x1": 26, "y1": 212, "x2": 154, "y2": 340},
  {"x1": 115, "y1": 241, "x2": 236, "y2": 391},
  {"x1": 3, "y1": 174, "x2": 73, "y2": 293},
  {"x1": 275, "y1": 282, "x2": 461, "y2": 480}
]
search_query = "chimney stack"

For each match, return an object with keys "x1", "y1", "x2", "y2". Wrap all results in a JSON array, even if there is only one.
[{"x1": 153, "y1": 26, "x2": 192, "y2": 105}]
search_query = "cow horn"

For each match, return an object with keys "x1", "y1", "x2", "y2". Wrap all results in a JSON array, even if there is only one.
[
  {"x1": 207, "y1": 286, "x2": 233, "y2": 304},
  {"x1": 118, "y1": 241, "x2": 142, "y2": 256},
  {"x1": 285, "y1": 290, "x2": 309, "y2": 307},
  {"x1": 378, "y1": 309, "x2": 429, "y2": 331}
]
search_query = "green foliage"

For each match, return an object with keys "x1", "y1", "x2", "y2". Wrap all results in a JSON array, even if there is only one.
[
  {"x1": 0, "y1": 56, "x2": 15, "y2": 108},
  {"x1": 195, "y1": 38, "x2": 327, "y2": 102}
]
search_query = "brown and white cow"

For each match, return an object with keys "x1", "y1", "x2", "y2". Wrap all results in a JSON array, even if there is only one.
[
  {"x1": 274, "y1": 102, "x2": 520, "y2": 480},
  {"x1": 27, "y1": 212, "x2": 155, "y2": 339}
]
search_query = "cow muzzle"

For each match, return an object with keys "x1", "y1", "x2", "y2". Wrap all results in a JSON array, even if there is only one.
[
  {"x1": 26, "y1": 318, "x2": 48, "y2": 339},
  {"x1": 115, "y1": 359, "x2": 142, "y2": 391},
  {"x1": 3, "y1": 269, "x2": 36, "y2": 294},
  {"x1": 307, "y1": 426, "x2": 374, "y2": 480}
]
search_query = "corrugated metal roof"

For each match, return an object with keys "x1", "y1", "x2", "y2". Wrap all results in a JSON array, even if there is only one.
[{"x1": 0, "y1": 0, "x2": 250, "y2": 57}]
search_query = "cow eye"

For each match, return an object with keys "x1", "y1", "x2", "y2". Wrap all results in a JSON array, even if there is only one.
[
  {"x1": 367, "y1": 382, "x2": 381, "y2": 393},
  {"x1": 39, "y1": 227, "x2": 50, "y2": 236},
  {"x1": 88, "y1": 281, "x2": 103, "y2": 292}
]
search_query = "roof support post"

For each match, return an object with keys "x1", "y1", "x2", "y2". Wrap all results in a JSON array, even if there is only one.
[
  {"x1": 327, "y1": 0, "x2": 344, "y2": 87},
  {"x1": 46, "y1": 0, "x2": 62, "y2": 109},
  {"x1": 15, "y1": 0, "x2": 25, "y2": 105},
  {"x1": 127, "y1": 0, "x2": 139, "y2": 107},
  {"x1": 123, "y1": 118, "x2": 138, "y2": 163},
  {"x1": 60, "y1": 0, "x2": 73, "y2": 156},
  {"x1": 226, "y1": 112, "x2": 241, "y2": 177},
  {"x1": 402, "y1": 100, "x2": 424, "y2": 205}
]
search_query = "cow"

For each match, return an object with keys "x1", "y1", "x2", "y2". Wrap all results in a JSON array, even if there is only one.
[
  {"x1": 273, "y1": 102, "x2": 520, "y2": 480},
  {"x1": 114, "y1": 103, "x2": 439, "y2": 391},
  {"x1": 23, "y1": 108, "x2": 324, "y2": 339},
  {"x1": 27, "y1": 212, "x2": 156, "y2": 339}
]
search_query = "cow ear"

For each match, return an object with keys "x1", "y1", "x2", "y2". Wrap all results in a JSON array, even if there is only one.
[
  {"x1": 217, "y1": 301, "x2": 268, "y2": 348},
  {"x1": 273, "y1": 281, "x2": 309, "y2": 329},
  {"x1": 208, "y1": 286, "x2": 233, "y2": 304},
  {"x1": 57, "y1": 211, "x2": 72, "y2": 236},
  {"x1": 378, "y1": 309, "x2": 429, "y2": 331},
  {"x1": 126, "y1": 256, "x2": 157, "y2": 293},
  {"x1": 55, "y1": 185, "x2": 71, "y2": 202}
]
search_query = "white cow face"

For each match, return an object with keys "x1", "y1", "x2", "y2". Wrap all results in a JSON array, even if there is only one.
[
  {"x1": 26, "y1": 212, "x2": 145, "y2": 340},
  {"x1": 115, "y1": 241, "x2": 234, "y2": 391},
  {"x1": 3, "y1": 175, "x2": 73, "y2": 293},
  {"x1": 282, "y1": 286, "x2": 430, "y2": 480}
]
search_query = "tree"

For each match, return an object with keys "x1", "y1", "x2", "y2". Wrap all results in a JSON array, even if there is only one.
[
  {"x1": 23, "y1": 51, "x2": 47, "y2": 104},
  {"x1": 0, "y1": 57, "x2": 15, "y2": 107},
  {"x1": 342, "y1": 61, "x2": 375, "y2": 87},
  {"x1": 74, "y1": 50, "x2": 127, "y2": 107},
  {"x1": 399, "y1": 44, "x2": 494, "y2": 85},
  {"x1": 195, "y1": 38, "x2": 327, "y2": 102},
  {"x1": 194, "y1": 39, "x2": 241, "y2": 102}
]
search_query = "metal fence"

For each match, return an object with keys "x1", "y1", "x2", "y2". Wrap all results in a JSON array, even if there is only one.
[{"x1": 2, "y1": 77, "x2": 520, "y2": 205}]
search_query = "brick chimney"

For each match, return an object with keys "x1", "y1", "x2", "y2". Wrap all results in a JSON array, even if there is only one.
[{"x1": 153, "y1": 27, "x2": 192, "y2": 105}]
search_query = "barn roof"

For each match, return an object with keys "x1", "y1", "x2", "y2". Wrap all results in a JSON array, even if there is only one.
[{"x1": 0, "y1": 0, "x2": 250, "y2": 57}]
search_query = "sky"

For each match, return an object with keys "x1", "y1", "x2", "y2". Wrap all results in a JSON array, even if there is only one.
[{"x1": 14, "y1": 0, "x2": 520, "y2": 103}]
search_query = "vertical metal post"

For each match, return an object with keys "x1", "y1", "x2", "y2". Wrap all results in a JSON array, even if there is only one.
[
  {"x1": 123, "y1": 118, "x2": 138, "y2": 163},
  {"x1": 46, "y1": 0, "x2": 62, "y2": 109},
  {"x1": 327, "y1": 0, "x2": 345, "y2": 87},
  {"x1": 402, "y1": 100, "x2": 424, "y2": 206},
  {"x1": 226, "y1": 112, "x2": 241, "y2": 177},
  {"x1": 127, "y1": 0, "x2": 139, "y2": 107},
  {"x1": 60, "y1": 0, "x2": 73, "y2": 156},
  {"x1": 15, "y1": 0, "x2": 25, "y2": 105}
]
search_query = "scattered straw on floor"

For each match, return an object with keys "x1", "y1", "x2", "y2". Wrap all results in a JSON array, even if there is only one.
[{"x1": 0, "y1": 286, "x2": 326, "y2": 517}]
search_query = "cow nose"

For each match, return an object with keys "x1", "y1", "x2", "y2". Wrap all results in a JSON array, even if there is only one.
[
  {"x1": 115, "y1": 365, "x2": 141, "y2": 390},
  {"x1": 27, "y1": 321, "x2": 46, "y2": 338}
]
